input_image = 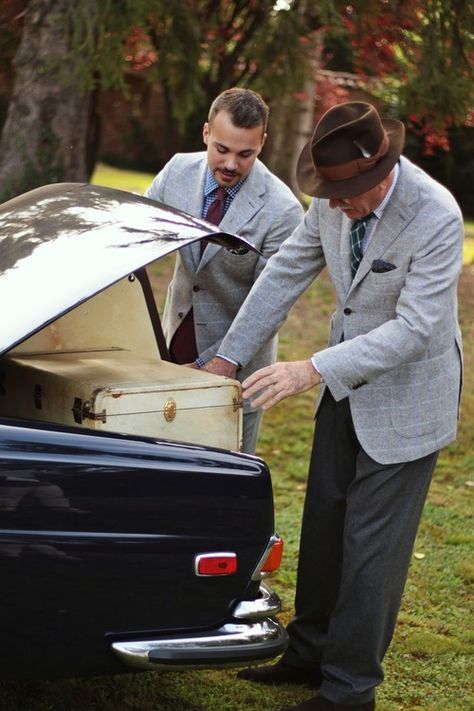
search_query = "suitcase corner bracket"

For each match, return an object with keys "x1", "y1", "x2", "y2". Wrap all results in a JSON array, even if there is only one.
[{"x1": 72, "y1": 397, "x2": 107, "y2": 424}]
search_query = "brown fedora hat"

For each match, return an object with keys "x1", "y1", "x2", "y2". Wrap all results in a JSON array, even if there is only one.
[{"x1": 296, "y1": 102, "x2": 405, "y2": 199}]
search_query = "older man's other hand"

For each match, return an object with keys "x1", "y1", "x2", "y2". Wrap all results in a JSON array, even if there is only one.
[{"x1": 242, "y1": 360, "x2": 321, "y2": 410}]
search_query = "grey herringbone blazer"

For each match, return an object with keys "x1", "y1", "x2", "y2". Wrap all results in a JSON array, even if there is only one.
[
  {"x1": 145, "y1": 152, "x2": 304, "y2": 402},
  {"x1": 218, "y1": 156, "x2": 464, "y2": 463}
]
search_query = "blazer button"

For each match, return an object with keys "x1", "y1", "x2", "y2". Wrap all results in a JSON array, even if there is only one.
[
  {"x1": 344, "y1": 307, "x2": 352, "y2": 315},
  {"x1": 178, "y1": 312, "x2": 184, "y2": 319},
  {"x1": 193, "y1": 285, "x2": 200, "y2": 292}
]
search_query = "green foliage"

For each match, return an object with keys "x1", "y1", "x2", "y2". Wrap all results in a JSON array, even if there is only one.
[
  {"x1": 53, "y1": 0, "x2": 165, "y2": 92},
  {"x1": 399, "y1": 0, "x2": 474, "y2": 125},
  {"x1": 49, "y1": 0, "x2": 336, "y2": 133},
  {"x1": 145, "y1": 0, "x2": 325, "y2": 133},
  {"x1": 326, "y1": 1, "x2": 473, "y2": 129},
  {"x1": 146, "y1": 2, "x2": 203, "y2": 129}
]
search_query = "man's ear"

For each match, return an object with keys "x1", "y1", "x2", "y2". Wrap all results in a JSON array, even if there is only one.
[
  {"x1": 203, "y1": 122, "x2": 210, "y2": 146},
  {"x1": 261, "y1": 132, "x2": 268, "y2": 149}
]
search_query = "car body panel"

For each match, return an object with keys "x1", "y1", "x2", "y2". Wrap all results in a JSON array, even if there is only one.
[
  {"x1": 0, "y1": 184, "x2": 285, "y2": 680},
  {"x1": 0, "y1": 419, "x2": 279, "y2": 678}
]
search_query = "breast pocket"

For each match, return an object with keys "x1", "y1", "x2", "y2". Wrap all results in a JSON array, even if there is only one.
[{"x1": 219, "y1": 248, "x2": 260, "y2": 276}]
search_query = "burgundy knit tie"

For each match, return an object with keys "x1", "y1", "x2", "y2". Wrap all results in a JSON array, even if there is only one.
[
  {"x1": 206, "y1": 186, "x2": 227, "y2": 225},
  {"x1": 169, "y1": 186, "x2": 227, "y2": 364},
  {"x1": 201, "y1": 186, "x2": 226, "y2": 255}
]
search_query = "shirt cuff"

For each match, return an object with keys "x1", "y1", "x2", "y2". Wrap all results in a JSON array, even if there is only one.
[
  {"x1": 311, "y1": 356, "x2": 324, "y2": 384},
  {"x1": 216, "y1": 353, "x2": 240, "y2": 368}
]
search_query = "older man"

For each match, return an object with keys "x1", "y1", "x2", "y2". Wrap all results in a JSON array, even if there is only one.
[
  {"x1": 204, "y1": 102, "x2": 463, "y2": 710},
  {"x1": 145, "y1": 88, "x2": 303, "y2": 453}
]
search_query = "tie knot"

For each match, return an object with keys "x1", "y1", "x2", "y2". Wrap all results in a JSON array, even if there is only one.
[
  {"x1": 354, "y1": 212, "x2": 374, "y2": 229},
  {"x1": 356, "y1": 212, "x2": 374, "y2": 227}
]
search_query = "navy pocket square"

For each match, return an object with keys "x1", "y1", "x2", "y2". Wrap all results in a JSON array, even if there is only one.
[
  {"x1": 229, "y1": 246, "x2": 250, "y2": 255},
  {"x1": 371, "y1": 259, "x2": 396, "y2": 273}
]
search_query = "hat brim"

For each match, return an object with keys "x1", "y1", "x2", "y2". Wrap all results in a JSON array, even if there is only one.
[{"x1": 296, "y1": 119, "x2": 405, "y2": 199}]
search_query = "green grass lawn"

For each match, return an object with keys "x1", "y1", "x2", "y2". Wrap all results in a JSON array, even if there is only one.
[
  {"x1": 91, "y1": 162, "x2": 155, "y2": 195},
  {"x1": 1, "y1": 165, "x2": 470, "y2": 710}
]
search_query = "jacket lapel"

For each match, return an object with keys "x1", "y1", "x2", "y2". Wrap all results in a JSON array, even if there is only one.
[
  {"x1": 184, "y1": 159, "x2": 208, "y2": 270},
  {"x1": 350, "y1": 161, "x2": 418, "y2": 290},
  {"x1": 338, "y1": 212, "x2": 353, "y2": 294},
  {"x1": 197, "y1": 161, "x2": 265, "y2": 272}
]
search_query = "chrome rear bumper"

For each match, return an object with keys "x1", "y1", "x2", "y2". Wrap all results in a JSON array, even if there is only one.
[{"x1": 112, "y1": 583, "x2": 287, "y2": 670}]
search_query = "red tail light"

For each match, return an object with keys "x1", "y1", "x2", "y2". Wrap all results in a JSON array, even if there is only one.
[
  {"x1": 260, "y1": 537, "x2": 284, "y2": 574},
  {"x1": 195, "y1": 552, "x2": 237, "y2": 576}
]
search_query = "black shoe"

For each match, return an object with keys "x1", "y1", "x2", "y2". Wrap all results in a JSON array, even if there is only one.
[
  {"x1": 280, "y1": 694, "x2": 375, "y2": 711},
  {"x1": 237, "y1": 658, "x2": 322, "y2": 688}
]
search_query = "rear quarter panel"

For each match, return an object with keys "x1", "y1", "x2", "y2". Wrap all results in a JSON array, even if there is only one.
[{"x1": 0, "y1": 420, "x2": 273, "y2": 679}]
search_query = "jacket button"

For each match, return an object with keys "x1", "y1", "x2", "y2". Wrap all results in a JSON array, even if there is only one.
[
  {"x1": 344, "y1": 307, "x2": 352, "y2": 315},
  {"x1": 193, "y1": 285, "x2": 200, "y2": 292},
  {"x1": 178, "y1": 312, "x2": 184, "y2": 319}
]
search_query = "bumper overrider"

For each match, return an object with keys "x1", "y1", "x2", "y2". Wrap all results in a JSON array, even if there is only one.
[{"x1": 111, "y1": 582, "x2": 288, "y2": 670}]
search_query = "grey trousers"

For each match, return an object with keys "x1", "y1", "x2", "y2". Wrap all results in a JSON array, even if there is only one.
[
  {"x1": 242, "y1": 407, "x2": 263, "y2": 455},
  {"x1": 285, "y1": 390, "x2": 438, "y2": 705}
]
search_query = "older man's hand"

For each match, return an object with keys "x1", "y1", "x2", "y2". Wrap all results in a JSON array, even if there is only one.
[
  {"x1": 202, "y1": 356, "x2": 238, "y2": 379},
  {"x1": 242, "y1": 360, "x2": 321, "y2": 410}
]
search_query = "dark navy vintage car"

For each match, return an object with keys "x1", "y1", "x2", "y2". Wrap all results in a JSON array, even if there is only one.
[{"x1": 0, "y1": 184, "x2": 286, "y2": 680}]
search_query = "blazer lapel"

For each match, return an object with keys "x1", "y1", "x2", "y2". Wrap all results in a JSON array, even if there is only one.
[
  {"x1": 183, "y1": 159, "x2": 208, "y2": 270},
  {"x1": 338, "y1": 212, "x2": 353, "y2": 294},
  {"x1": 197, "y1": 162, "x2": 265, "y2": 272},
  {"x1": 350, "y1": 164, "x2": 418, "y2": 290}
]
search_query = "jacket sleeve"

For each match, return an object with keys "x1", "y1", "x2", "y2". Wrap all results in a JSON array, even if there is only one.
[
  {"x1": 216, "y1": 200, "x2": 326, "y2": 367},
  {"x1": 144, "y1": 157, "x2": 177, "y2": 202},
  {"x1": 197, "y1": 196, "x2": 305, "y2": 365}
]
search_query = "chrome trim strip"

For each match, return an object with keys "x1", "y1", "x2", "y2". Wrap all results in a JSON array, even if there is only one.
[
  {"x1": 251, "y1": 532, "x2": 282, "y2": 581},
  {"x1": 232, "y1": 582, "x2": 281, "y2": 620},
  {"x1": 112, "y1": 618, "x2": 287, "y2": 670}
]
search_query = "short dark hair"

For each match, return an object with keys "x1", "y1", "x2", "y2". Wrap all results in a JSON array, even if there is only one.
[{"x1": 208, "y1": 88, "x2": 269, "y2": 132}]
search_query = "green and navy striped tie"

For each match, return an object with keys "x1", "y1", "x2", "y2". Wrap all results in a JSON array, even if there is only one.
[{"x1": 350, "y1": 214, "x2": 373, "y2": 278}]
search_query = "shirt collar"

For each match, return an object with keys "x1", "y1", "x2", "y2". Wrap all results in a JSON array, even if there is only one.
[{"x1": 372, "y1": 161, "x2": 400, "y2": 220}]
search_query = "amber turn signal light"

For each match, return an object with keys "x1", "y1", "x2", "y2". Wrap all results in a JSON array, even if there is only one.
[{"x1": 260, "y1": 537, "x2": 284, "y2": 574}]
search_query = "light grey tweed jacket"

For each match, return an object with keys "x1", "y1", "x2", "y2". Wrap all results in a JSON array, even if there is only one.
[
  {"x1": 145, "y1": 152, "x2": 304, "y2": 407},
  {"x1": 218, "y1": 156, "x2": 464, "y2": 464}
]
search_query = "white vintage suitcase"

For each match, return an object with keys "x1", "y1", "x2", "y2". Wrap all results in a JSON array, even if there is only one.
[{"x1": 0, "y1": 350, "x2": 243, "y2": 451}]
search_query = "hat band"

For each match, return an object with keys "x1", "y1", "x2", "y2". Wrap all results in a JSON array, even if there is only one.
[{"x1": 315, "y1": 132, "x2": 389, "y2": 181}]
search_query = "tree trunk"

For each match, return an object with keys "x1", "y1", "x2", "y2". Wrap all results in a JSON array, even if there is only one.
[
  {"x1": 0, "y1": 0, "x2": 94, "y2": 202},
  {"x1": 262, "y1": 40, "x2": 320, "y2": 200},
  {"x1": 263, "y1": 78, "x2": 317, "y2": 200}
]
